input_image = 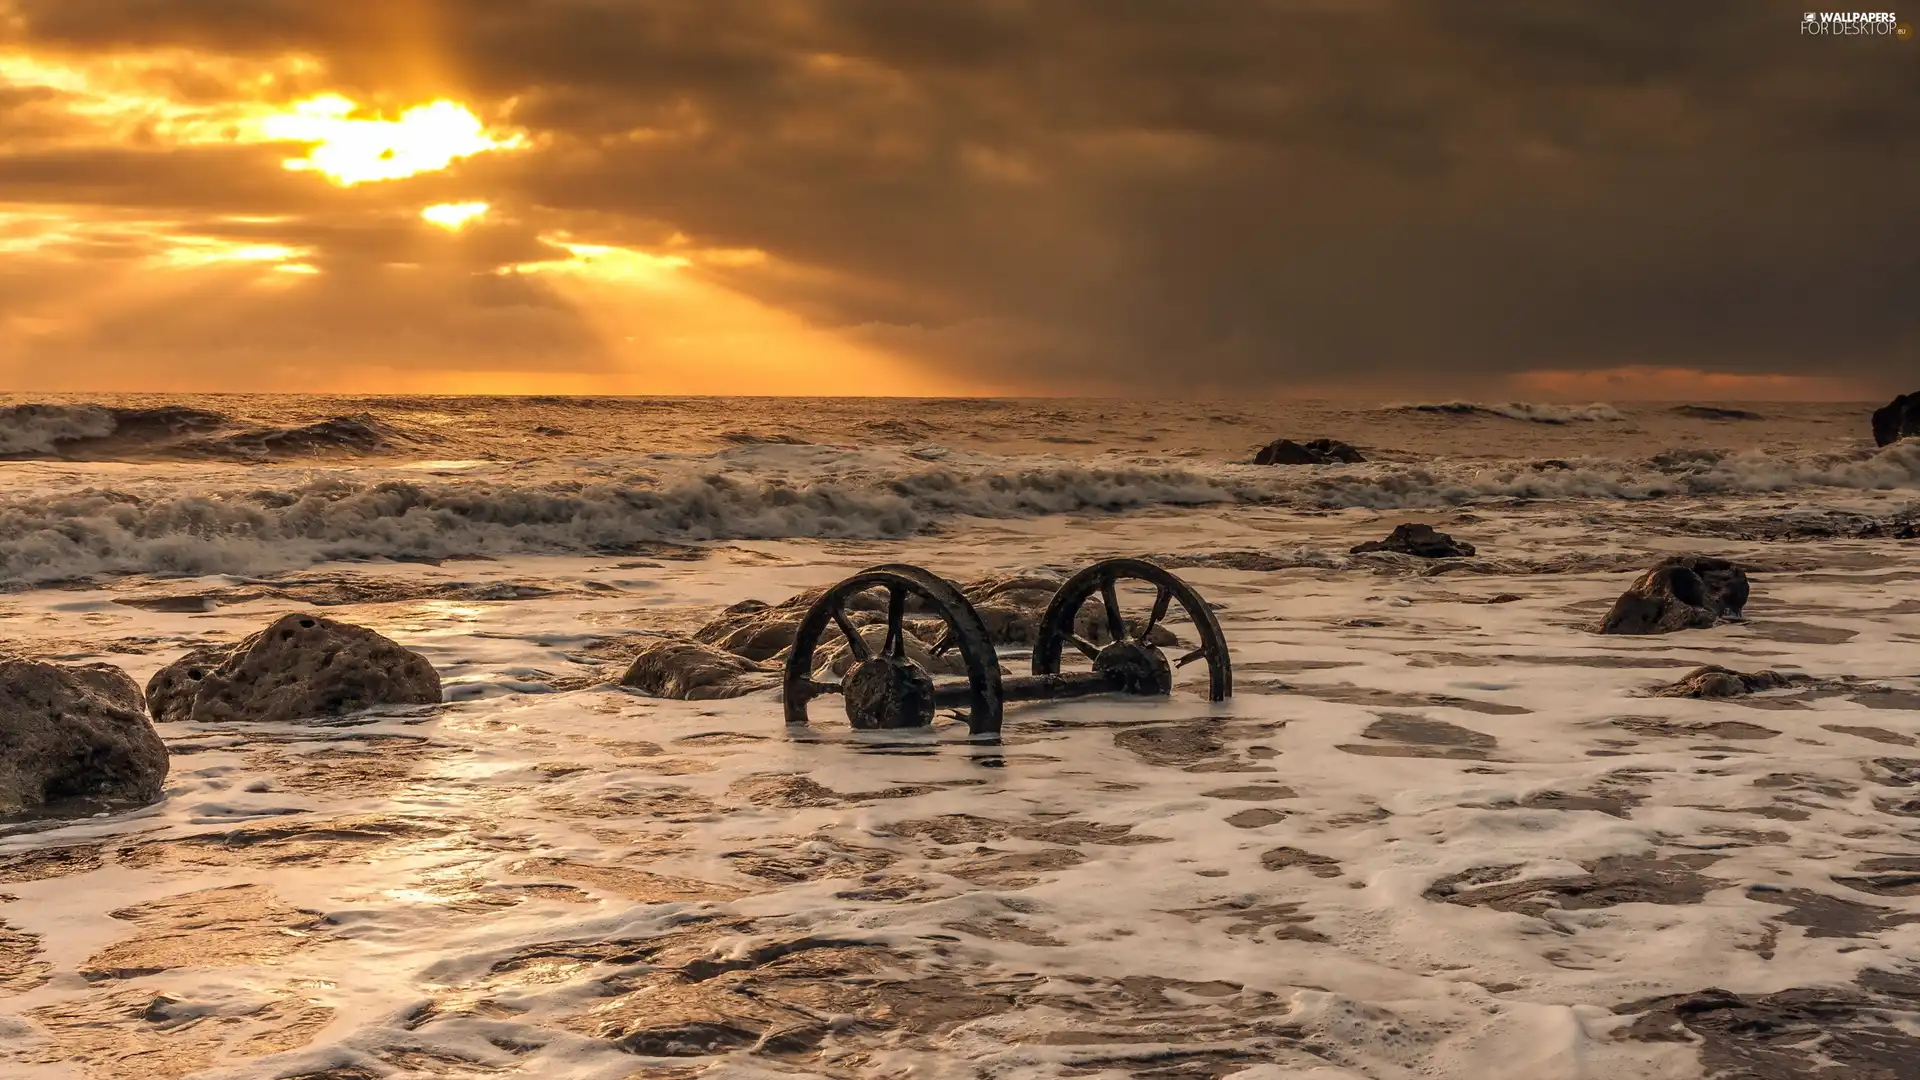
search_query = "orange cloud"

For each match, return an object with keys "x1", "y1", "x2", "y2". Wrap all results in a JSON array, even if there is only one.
[{"x1": 1509, "y1": 366, "x2": 1877, "y2": 402}]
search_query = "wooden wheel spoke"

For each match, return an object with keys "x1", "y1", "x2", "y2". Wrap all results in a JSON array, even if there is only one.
[
  {"x1": 1099, "y1": 575, "x2": 1126, "y2": 642},
  {"x1": 795, "y1": 678, "x2": 842, "y2": 700},
  {"x1": 1140, "y1": 585, "x2": 1172, "y2": 641},
  {"x1": 883, "y1": 584, "x2": 907, "y2": 658},
  {"x1": 831, "y1": 603, "x2": 870, "y2": 662},
  {"x1": 1174, "y1": 646, "x2": 1209, "y2": 668},
  {"x1": 1065, "y1": 633, "x2": 1102, "y2": 661},
  {"x1": 930, "y1": 627, "x2": 956, "y2": 655}
]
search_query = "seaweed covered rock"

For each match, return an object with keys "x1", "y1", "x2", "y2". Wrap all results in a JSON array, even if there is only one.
[
  {"x1": 1600, "y1": 556, "x2": 1749, "y2": 635},
  {"x1": 1654, "y1": 665, "x2": 1800, "y2": 699},
  {"x1": 1252, "y1": 438, "x2": 1366, "y2": 466},
  {"x1": 145, "y1": 614, "x2": 441, "y2": 723},
  {"x1": 1350, "y1": 523, "x2": 1477, "y2": 559},
  {"x1": 620, "y1": 639, "x2": 777, "y2": 700},
  {"x1": 1872, "y1": 391, "x2": 1920, "y2": 447},
  {"x1": 1, "y1": 656, "x2": 168, "y2": 814}
]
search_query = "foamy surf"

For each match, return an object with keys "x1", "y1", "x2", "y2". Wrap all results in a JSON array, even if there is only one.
[
  {"x1": 1, "y1": 439, "x2": 1916, "y2": 585},
  {"x1": 1, "y1": 507, "x2": 1917, "y2": 1080}
]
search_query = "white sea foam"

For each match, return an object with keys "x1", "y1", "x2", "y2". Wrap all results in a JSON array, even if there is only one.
[{"x1": 1, "y1": 510, "x2": 1917, "y2": 1079}]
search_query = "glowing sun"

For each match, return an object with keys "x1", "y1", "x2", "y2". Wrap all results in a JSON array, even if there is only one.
[
  {"x1": 262, "y1": 95, "x2": 523, "y2": 185},
  {"x1": 421, "y1": 201, "x2": 490, "y2": 230}
]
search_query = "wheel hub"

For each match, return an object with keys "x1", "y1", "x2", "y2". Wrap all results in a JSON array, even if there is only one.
[
  {"x1": 1093, "y1": 641, "x2": 1173, "y2": 696},
  {"x1": 843, "y1": 656, "x2": 937, "y2": 730}
]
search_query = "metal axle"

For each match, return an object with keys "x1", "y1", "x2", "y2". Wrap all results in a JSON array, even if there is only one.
[{"x1": 932, "y1": 670, "x2": 1119, "y2": 710}]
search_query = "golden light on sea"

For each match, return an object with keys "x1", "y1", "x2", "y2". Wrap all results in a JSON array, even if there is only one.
[
  {"x1": 263, "y1": 95, "x2": 524, "y2": 185},
  {"x1": 421, "y1": 201, "x2": 491, "y2": 230}
]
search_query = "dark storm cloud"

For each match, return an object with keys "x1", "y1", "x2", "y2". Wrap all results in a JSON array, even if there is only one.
[{"x1": 6, "y1": 0, "x2": 1916, "y2": 393}]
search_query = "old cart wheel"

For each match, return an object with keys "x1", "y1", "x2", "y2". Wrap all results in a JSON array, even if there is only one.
[
  {"x1": 782, "y1": 564, "x2": 1005, "y2": 736},
  {"x1": 1032, "y1": 557, "x2": 1232, "y2": 702}
]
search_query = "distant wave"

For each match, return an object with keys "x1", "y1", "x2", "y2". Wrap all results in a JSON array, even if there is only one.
[
  {"x1": 1388, "y1": 401, "x2": 1626, "y2": 424},
  {"x1": 0, "y1": 403, "x2": 227, "y2": 458},
  {"x1": 1, "y1": 441, "x2": 1916, "y2": 584},
  {"x1": 0, "y1": 403, "x2": 414, "y2": 461}
]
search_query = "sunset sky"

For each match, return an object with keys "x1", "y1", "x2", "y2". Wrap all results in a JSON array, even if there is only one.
[{"x1": 0, "y1": 1, "x2": 1912, "y2": 398}]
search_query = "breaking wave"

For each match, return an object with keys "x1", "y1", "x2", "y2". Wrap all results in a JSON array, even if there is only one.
[
  {"x1": 0, "y1": 403, "x2": 227, "y2": 458},
  {"x1": 1389, "y1": 401, "x2": 1626, "y2": 424},
  {"x1": 0, "y1": 404, "x2": 413, "y2": 461},
  {"x1": 1, "y1": 441, "x2": 1917, "y2": 584}
]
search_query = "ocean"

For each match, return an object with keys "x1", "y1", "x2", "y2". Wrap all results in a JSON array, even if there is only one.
[{"x1": 1, "y1": 394, "x2": 1917, "y2": 1079}]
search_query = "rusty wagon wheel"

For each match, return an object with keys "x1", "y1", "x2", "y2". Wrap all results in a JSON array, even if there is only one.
[
  {"x1": 1031, "y1": 557, "x2": 1233, "y2": 702},
  {"x1": 782, "y1": 564, "x2": 1005, "y2": 736}
]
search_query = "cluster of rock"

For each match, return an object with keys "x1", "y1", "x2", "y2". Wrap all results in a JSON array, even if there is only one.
[
  {"x1": 1251, "y1": 438, "x2": 1365, "y2": 466},
  {"x1": 2, "y1": 613, "x2": 441, "y2": 816}
]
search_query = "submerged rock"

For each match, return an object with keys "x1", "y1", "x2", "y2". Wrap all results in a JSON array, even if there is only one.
[
  {"x1": 1655, "y1": 665, "x2": 1800, "y2": 699},
  {"x1": 1671, "y1": 405, "x2": 1764, "y2": 421},
  {"x1": 1600, "y1": 556, "x2": 1749, "y2": 635},
  {"x1": 1350, "y1": 523, "x2": 1477, "y2": 559},
  {"x1": 1872, "y1": 392, "x2": 1920, "y2": 447},
  {"x1": 693, "y1": 591, "x2": 889, "y2": 661},
  {"x1": 144, "y1": 613, "x2": 441, "y2": 723},
  {"x1": 1252, "y1": 438, "x2": 1366, "y2": 466},
  {"x1": 620, "y1": 639, "x2": 777, "y2": 700},
  {"x1": 813, "y1": 624, "x2": 972, "y2": 678},
  {"x1": 1, "y1": 656, "x2": 168, "y2": 815}
]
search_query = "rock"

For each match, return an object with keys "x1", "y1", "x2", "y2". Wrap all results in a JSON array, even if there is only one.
[
  {"x1": 620, "y1": 639, "x2": 777, "y2": 700},
  {"x1": 1252, "y1": 438, "x2": 1365, "y2": 466},
  {"x1": 1600, "y1": 556, "x2": 1749, "y2": 635},
  {"x1": 1662, "y1": 555, "x2": 1750, "y2": 619},
  {"x1": 144, "y1": 613, "x2": 441, "y2": 723},
  {"x1": 1350, "y1": 523, "x2": 1477, "y2": 558},
  {"x1": 143, "y1": 645, "x2": 232, "y2": 724},
  {"x1": 1655, "y1": 665, "x2": 1800, "y2": 699},
  {"x1": 812, "y1": 625, "x2": 972, "y2": 678},
  {"x1": 1671, "y1": 405, "x2": 1764, "y2": 421},
  {"x1": 1872, "y1": 392, "x2": 1920, "y2": 447},
  {"x1": 693, "y1": 590, "x2": 889, "y2": 661},
  {"x1": 1, "y1": 656, "x2": 167, "y2": 815}
]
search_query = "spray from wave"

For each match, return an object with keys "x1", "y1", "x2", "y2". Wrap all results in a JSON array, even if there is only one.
[{"x1": 1388, "y1": 401, "x2": 1626, "y2": 424}]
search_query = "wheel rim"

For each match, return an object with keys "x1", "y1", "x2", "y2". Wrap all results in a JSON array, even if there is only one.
[
  {"x1": 1031, "y1": 557, "x2": 1232, "y2": 702},
  {"x1": 782, "y1": 564, "x2": 1005, "y2": 736}
]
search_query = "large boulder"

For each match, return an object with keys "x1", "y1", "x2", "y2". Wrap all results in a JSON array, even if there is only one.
[
  {"x1": 1, "y1": 656, "x2": 168, "y2": 814},
  {"x1": 1350, "y1": 523, "x2": 1477, "y2": 558},
  {"x1": 1600, "y1": 556, "x2": 1749, "y2": 635},
  {"x1": 1253, "y1": 438, "x2": 1366, "y2": 466},
  {"x1": 144, "y1": 613, "x2": 441, "y2": 723},
  {"x1": 620, "y1": 639, "x2": 777, "y2": 700},
  {"x1": 1872, "y1": 392, "x2": 1920, "y2": 447}
]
